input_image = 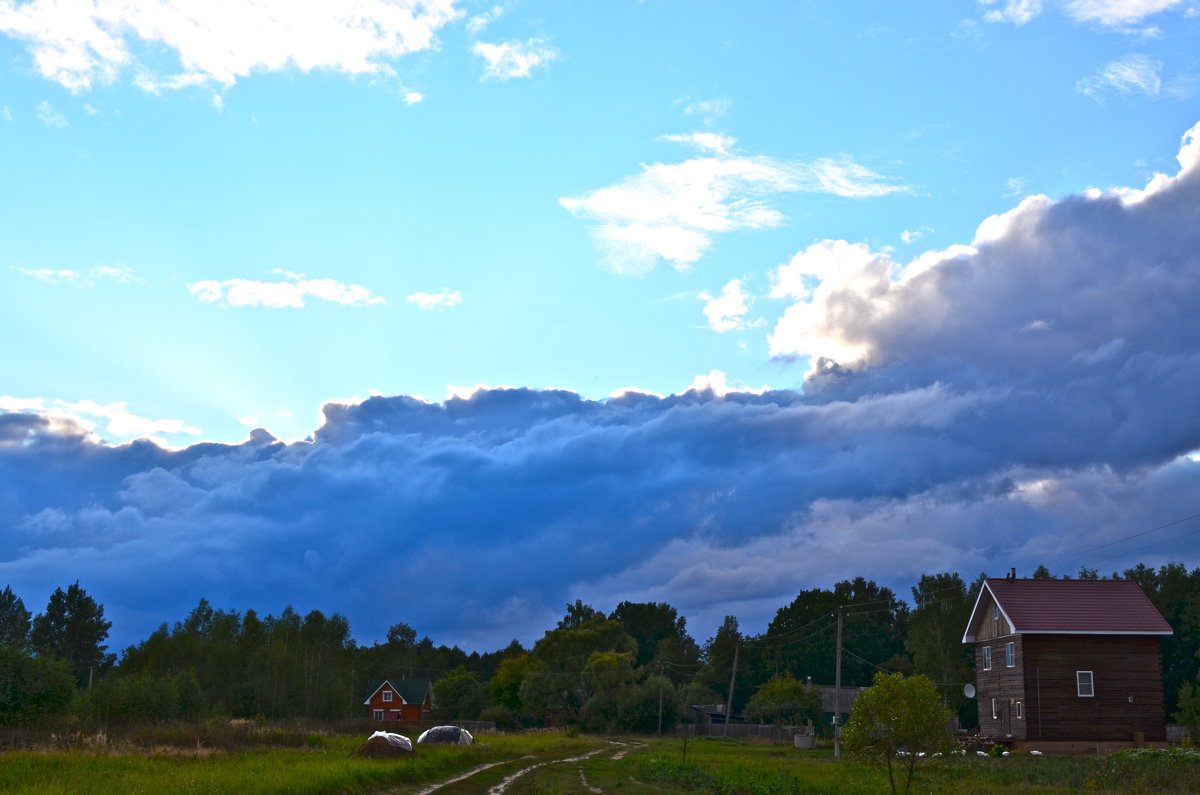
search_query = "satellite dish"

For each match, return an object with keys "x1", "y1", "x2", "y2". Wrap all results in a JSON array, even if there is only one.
[{"x1": 963, "y1": 684, "x2": 976, "y2": 699}]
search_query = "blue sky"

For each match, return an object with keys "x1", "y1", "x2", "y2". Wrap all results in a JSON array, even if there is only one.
[{"x1": 2, "y1": 0, "x2": 1200, "y2": 652}]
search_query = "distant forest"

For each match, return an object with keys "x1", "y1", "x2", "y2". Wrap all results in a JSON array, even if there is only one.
[{"x1": 2, "y1": 562, "x2": 1199, "y2": 734}]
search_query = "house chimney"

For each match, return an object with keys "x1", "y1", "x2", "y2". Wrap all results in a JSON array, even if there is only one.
[{"x1": 1010, "y1": 567, "x2": 1017, "y2": 580}]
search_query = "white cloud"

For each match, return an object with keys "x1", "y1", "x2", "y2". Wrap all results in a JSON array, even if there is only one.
[
  {"x1": 472, "y1": 38, "x2": 558, "y2": 80},
  {"x1": 466, "y1": 4, "x2": 504, "y2": 33},
  {"x1": 35, "y1": 99, "x2": 66, "y2": 127},
  {"x1": 698, "y1": 279, "x2": 754, "y2": 333},
  {"x1": 189, "y1": 273, "x2": 386, "y2": 308},
  {"x1": 404, "y1": 91, "x2": 424, "y2": 104},
  {"x1": 768, "y1": 119, "x2": 1200, "y2": 388},
  {"x1": 1077, "y1": 54, "x2": 1163, "y2": 99},
  {"x1": 681, "y1": 97, "x2": 731, "y2": 125},
  {"x1": 658, "y1": 132, "x2": 736, "y2": 156},
  {"x1": 901, "y1": 226, "x2": 933, "y2": 243},
  {"x1": 0, "y1": 0, "x2": 463, "y2": 93},
  {"x1": 1, "y1": 105, "x2": 10, "y2": 122},
  {"x1": 980, "y1": 0, "x2": 1046, "y2": 24},
  {"x1": 980, "y1": 0, "x2": 1184, "y2": 25},
  {"x1": 405, "y1": 288, "x2": 463, "y2": 310},
  {"x1": 1004, "y1": 176, "x2": 1031, "y2": 196},
  {"x1": 0, "y1": 395, "x2": 201, "y2": 442},
  {"x1": 17, "y1": 263, "x2": 139, "y2": 285},
  {"x1": 560, "y1": 148, "x2": 908, "y2": 275}
]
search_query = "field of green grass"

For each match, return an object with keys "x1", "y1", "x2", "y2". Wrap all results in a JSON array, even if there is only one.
[{"x1": 1, "y1": 726, "x2": 1198, "y2": 794}]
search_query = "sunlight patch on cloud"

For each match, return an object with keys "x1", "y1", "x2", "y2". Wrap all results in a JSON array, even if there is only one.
[
  {"x1": 0, "y1": 0, "x2": 463, "y2": 92},
  {"x1": 405, "y1": 288, "x2": 462, "y2": 310},
  {"x1": 560, "y1": 146, "x2": 908, "y2": 275},
  {"x1": 472, "y1": 38, "x2": 558, "y2": 80},
  {"x1": 1077, "y1": 54, "x2": 1162, "y2": 99},
  {"x1": 189, "y1": 272, "x2": 385, "y2": 308},
  {"x1": 686, "y1": 369, "x2": 768, "y2": 396}
]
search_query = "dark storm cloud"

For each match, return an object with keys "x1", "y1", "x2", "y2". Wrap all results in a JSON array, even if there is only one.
[{"x1": 3, "y1": 123, "x2": 1200, "y2": 651}]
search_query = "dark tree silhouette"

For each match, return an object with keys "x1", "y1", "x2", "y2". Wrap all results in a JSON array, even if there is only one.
[{"x1": 30, "y1": 581, "x2": 115, "y2": 684}]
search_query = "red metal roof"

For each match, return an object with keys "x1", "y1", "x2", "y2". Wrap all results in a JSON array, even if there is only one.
[{"x1": 965, "y1": 578, "x2": 1173, "y2": 639}]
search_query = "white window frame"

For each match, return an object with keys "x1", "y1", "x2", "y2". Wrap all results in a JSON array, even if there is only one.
[
  {"x1": 1015, "y1": 700, "x2": 1023, "y2": 719},
  {"x1": 1005, "y1": 641, "x2": 1015, "y2": 668},
  {"x1": 373, "y1": 709, "x2": 384, "y2": 720},
  {"x1": 982, "y1": 645, "x2": 992, "y2": 670},
  {"x1": 991, "y1": 698, "x2": 998, "y2": 720},
  {"x1": 382, "y1": 690, "x2": 393, "y2": 702},
  {"x1": 1077, "y1": 671, "x2": 1094, "y2": 697},
  {"x1": 993, "y1": 603, "x2": 999, "y2": 620}
]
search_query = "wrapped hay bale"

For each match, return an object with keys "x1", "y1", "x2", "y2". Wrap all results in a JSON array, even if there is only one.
[
  {"x1": 417, "y1": 725, "x2": 474, "y2": 745},
  {"x1": 351, "y1": 731, "x2": 414, "y2": 757}
]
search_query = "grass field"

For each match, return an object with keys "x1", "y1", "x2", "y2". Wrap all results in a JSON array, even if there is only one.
[{"x1": 1, "y1": 726, "x2": 1198, "y2": 794}]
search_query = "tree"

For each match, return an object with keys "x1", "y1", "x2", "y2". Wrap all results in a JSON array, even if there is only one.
[
  {"x1": 30, "y1": 581, "x2": 114, "y2": 684},
  {"x1": 744, "y1": 675, "x2": 822, "y2": 728},
  {"x1": 0, "y1": 644, "x2": 75, "y2": 725},
  {"x1": 434, "y1": 666, "x2": 492, "y2": 719},
  {"x1": 0, "y1": 586, "x2": 31, "y2": 651},
  {"x1": 557, "y1": 600, "x2": 604, "y2": 630},
  {"x1": 906, "y1": 573, "x2": 976, "y2": 726},
  {"x1": 1031, "y1": 565, "x2": 1054, "y2": 579},
  {"x1": 610, "y1": 601, "x2": 700, "y2": 672},
  {"x1": 842, "y1": 672, "x2": 955, "y2": 795}
]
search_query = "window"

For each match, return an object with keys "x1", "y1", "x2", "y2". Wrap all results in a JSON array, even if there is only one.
[
  {"x1": 982, "y1": 646, "x2": 992, "y2": 670},
  {"x1": 1077, "y1": 671, "x2": 1094, "y2": 697},
  {"x1": 382, "y1": 690, "x2": 393, "y2": 702},
  {"x1": 991, "y1": 698, "x2": 998, "y2": 720},
  {"x1": 1005, "y1": 641, "x2": 1015, "y2": 668},
  {"x1": 373, "y1": 710, "x2": 383, "y2": 720},
  {"x1": 1015, "y1": 701, "x2": 1023, "y2": 719},
  {"x1": 993, "y1": 603, "x2": 999, "y2": 620}
]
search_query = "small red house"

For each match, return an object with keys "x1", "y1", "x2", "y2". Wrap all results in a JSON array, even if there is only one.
[
  {"x1": 962, "y1": 576, "x2": 1172, "y2": 749},
  {"x1": 363, "y1": 679, "x2": 434, "y2": 722}
]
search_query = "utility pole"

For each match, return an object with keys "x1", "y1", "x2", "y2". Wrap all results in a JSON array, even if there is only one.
[
  {"x1": 833, "y1": 607, "x2": 843, "y2": 760},
  {"x1": 723, "y1": 641, "x2": 739, "y2": 737},
  {"x1": 657, "y1": 661, "x2": 664, "y2": 735}
]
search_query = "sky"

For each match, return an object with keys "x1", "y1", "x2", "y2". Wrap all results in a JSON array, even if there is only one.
[{"x1": 2, "y1": 0, "x2": 1200, "y2": 653}]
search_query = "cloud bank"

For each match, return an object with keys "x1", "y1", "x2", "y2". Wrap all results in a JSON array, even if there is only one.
[
  {"x1": 0, "y1": 0, "x2": 463, "y2": 92},
  {"x1": 3, "y1": 122, "x2": 1200, "y2": 652}
]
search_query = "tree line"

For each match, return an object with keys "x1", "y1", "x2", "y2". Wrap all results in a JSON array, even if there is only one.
[{"x1": 2, "y1": 562, "x2": 1199, "y2": 734}]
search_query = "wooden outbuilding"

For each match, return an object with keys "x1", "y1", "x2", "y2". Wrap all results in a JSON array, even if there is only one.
[
  {"x1": 363, "y1": 679, "x2": 434, "y2": 722},
  {"x1": 962, "y1": 576, "x2": 1172, "y2": 750}
]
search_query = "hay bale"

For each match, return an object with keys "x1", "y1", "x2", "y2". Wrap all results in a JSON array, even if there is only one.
[
  {"x1": 417, "y1": 725, "x2": 473, "y2": 745},
  {"x1": 351, "y1": 732, "x2": 413, "y2": 757}
]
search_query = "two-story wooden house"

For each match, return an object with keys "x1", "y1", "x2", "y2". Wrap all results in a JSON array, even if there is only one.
[
  {"x1": 962, "y1": 576, "x2": 1172, "y2": 750},
  {"x1": 363, "y1": 679, "x2": 434, "y2": 723}
]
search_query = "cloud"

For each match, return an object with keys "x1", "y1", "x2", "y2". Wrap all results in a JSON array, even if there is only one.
[
  {"x1": 3, "y1": 106, "x2": 12, "y2": 122},
  {"x1": 18, "y1": 263, "x2": 139, "y2": 285},
  {"x1": 680, "y1": 97, "x2": 731, "y2": 125},
  {"x1": 0, "y1": 0, "x2": 463, "y2": 92},
  {"x1": 466, "y1": 4, "x2": 504, "y2": 33},
  {"x1": 35, "y1": 99, "x2": 66, "y2": 127},
  {"x1": 658, "y1": 132, "x2": 736, "y2": 156},
  {"x1": 1077, "y1": 54, "x2": 1163, "y2": 99},
  {"x1": 698, "y1": 279, "x2": 755, "y2": 332},
  {"x1": 472, "y1": 38, "x2": 558, "y2": 80},
  {"x1": 0, "y1": 395, "x2": 201, "y2": 444},
  {"x1": 980, "y1": 0, "x2": 1184, "y2": 26},
  {"x1": 4, "y1": 121, "x2": 1200, "y2": 655},
  {"x1": 404, "y1": 91, "x2": 424, "y2": 104},
  {"x1": 189, "y1": 272, "x2": 385, "y2": 308},
  {"x1": 560, "y1": 144, "x2": 908, "y2": 275},
  {"x1": 405, "y1": 288, "x2": 462, "y2": 310}
]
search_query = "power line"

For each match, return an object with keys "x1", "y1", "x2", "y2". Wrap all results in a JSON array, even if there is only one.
[{"x1": 1045, "y1": 510, "x2": 1200, "y2": 566}]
